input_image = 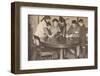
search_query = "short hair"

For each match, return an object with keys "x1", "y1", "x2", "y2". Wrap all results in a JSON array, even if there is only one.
[
  {"x1": 65, "y1": 18, "x2": 70, "y2": 20},
  {"x1": 41, "y1": 16, "x2": 51, "y2": 21},
  {"x1": 72, "y1": 20, "x2": 77, "y2": 24},
  {"x1": 47, "y1": 22, "x2": 51, "y2": 26},
  {"x1": 78, "y1": 19, "x2": 84, "y2": 23},
  {"x1": 52, "y1": 18, "x2": 59, "y2": 23},
  {"x1": 59, "y1": 16, "x2": 65, "y2": 22}
]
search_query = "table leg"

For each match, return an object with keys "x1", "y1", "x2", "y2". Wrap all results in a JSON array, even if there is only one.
[{"x1": 60, "y1": 48, "x2": 63, "y2": 59}]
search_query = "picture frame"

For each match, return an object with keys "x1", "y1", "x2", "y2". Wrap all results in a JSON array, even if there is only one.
[{"x1": 11, "y1": 2, "x2": 98, "y2": 74}]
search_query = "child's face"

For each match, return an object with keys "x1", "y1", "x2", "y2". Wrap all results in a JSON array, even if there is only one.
[
  {"x1": 65, "y1": 19, "x2": 70, "y2": 24},
  {"x1": 72, "y1": 23, "x2": 76, "y2": 28},
  {"x1": 79, "y1": 22, "x2": 83, "y2": 26},
  {"x1": 53, "y1": 21, "x2": 58, "y2": 27},
  {"x1": 45, "y1": 18, "x2": 50, "y2": 23}
]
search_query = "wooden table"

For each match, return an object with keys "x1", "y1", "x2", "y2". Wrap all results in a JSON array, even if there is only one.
[{"x1": 40, "y1": 38, "x2": 80, "y2": 59}]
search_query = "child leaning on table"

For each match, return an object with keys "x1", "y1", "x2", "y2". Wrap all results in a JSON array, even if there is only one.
[
  {"x1": 34, "y1": 16, "x2": 51, "y2": 41},
  {"x1": 65, "y1": 20, "x2": 80, "y2": 58},
  {"x1": 48, "y1": 18, "x2": 61, "y2": 39}
]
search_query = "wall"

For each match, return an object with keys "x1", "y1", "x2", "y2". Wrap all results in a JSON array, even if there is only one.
[{"x1": 0, "y1": 0, "x2": 100, "y2": 76}]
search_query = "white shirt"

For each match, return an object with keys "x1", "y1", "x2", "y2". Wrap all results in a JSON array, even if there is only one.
[{"x1": 34, "y1": 20, "x2": 47, "y2": 39}]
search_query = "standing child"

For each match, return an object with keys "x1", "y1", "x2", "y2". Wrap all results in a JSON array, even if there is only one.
[
  {"x1": 34, "y1": 16, "x2": 51, "y2": 41},
  {"x1": 78, "y1": 19, "x2": 87, "y2": 58}
]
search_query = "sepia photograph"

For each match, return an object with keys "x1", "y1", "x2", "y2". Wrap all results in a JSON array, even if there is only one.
[
  {"x1": 11, "y1": 2, "x2": 97, "y2": 73},
  {"x1": 28, "y1": 15, "x2": 88, "y2": 61}
]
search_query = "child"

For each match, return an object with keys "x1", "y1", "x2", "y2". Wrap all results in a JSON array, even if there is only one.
[
  {"x1": 58, "y1": 16, "x2": 66, "y2": 37},
  {"x1": 50, "y1": 18, "x2": 61, "y2": 38},
  {"x1": 34, "y1": 16, "x2": 51, "y2": 41},
  {"x1": 78, "y1": 19, "x2": 87, "y2": 58},
  {"x1": 66, "y1": 20, "x2": 80, "y2": 58}
]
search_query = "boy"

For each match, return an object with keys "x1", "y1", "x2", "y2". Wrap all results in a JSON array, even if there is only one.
[
  {"x1": 34, "y1": 16, "x2": 51, "y2": 41},
  {"x1": 78, "y1": 19, "x2": 87, "y2": 58},
  {"x1": 66, "y1": 20, "x2": 80, "y2": 58}
]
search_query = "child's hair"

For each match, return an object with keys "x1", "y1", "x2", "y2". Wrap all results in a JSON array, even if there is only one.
[
  {"x1": 78, "y1": 19, "x2": 84, "y2": 23},
  {"x1": 65, "y1": 18, "x2": 70, "y2": 21},
  {"x1": 52, "y1": 18, "x2": 59, "y2": 23},
  {"x1": 47, "y1": 22, "x2": 51, "y2": 26},
  {"x1": 59, "y1": 16, "x2": 65, "y2": 23},
  {"x1": 78, "y1": 19, "x2": 85, "y2": 27},
  {"x1": 72, "y1": 20, "x2": 77, "y2": 24},
  {"x1": 41, "y1": 16, "x2": 51, "y2": 22}
]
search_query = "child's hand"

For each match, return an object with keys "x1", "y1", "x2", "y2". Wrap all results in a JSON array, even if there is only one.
[
  {"x1": 69, "y1": 34, "x2": 73, "y2": 37},
  {"x1": 48, "y1": 35, "x2": 53, "y2": 38}
]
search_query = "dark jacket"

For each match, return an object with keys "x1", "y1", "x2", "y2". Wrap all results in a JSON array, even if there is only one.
[
  {"x1": 67, "y1": 24, "x2": 87, "y2": 45},
  {"x1": 79, "y1": 25, "x2": 87, "y2": 46}
]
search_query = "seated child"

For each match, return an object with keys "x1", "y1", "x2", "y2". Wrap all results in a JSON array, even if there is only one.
[{"x1": 49, "y1": 18, "x2": 61, "y2": 39}]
